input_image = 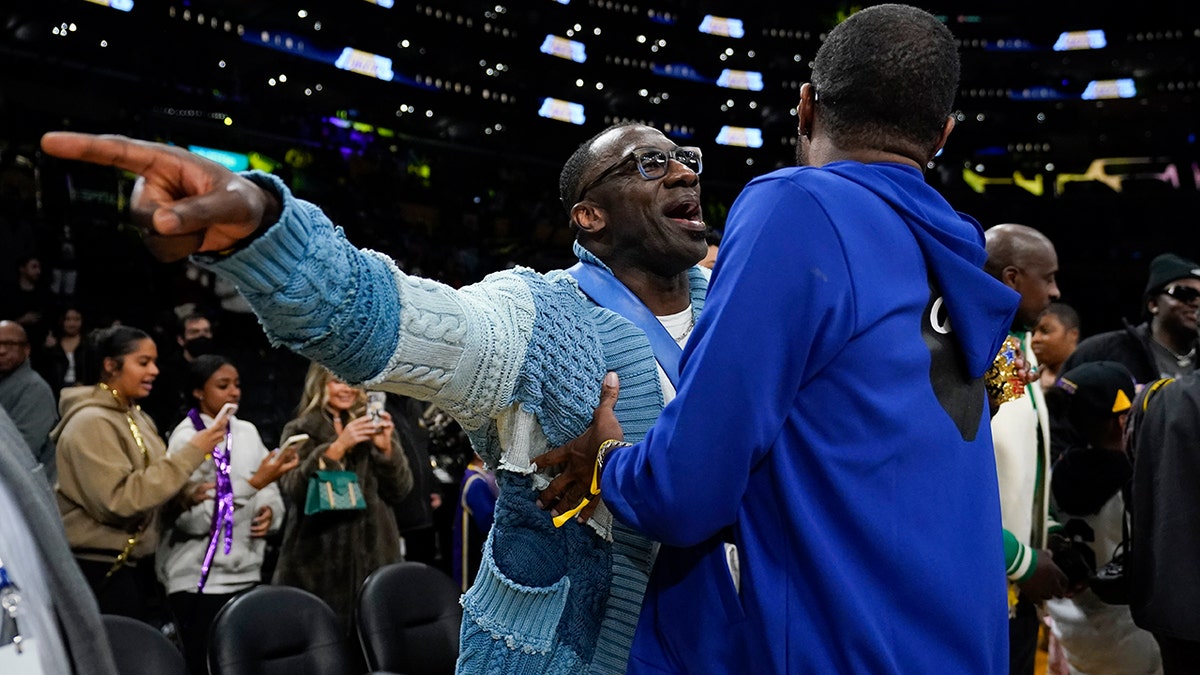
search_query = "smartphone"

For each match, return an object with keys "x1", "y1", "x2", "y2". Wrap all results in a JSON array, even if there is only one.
[
  {"x1": 272, "y1": 433, "x2": 310, "y2": 460},
  {"x1": 280, "y1": 433, "x2": 310, "y2": 451},
  {"x1": 216, "y1": 402, "x2": 238, "y2": 422},
  {"x1": 366, "y1": 391, "x2": 386, "y2": 424}
]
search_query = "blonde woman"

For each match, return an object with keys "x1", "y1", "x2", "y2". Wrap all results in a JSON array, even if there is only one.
[{"x1": 273, "y1": 361, "x2": 413, "y2": 631}]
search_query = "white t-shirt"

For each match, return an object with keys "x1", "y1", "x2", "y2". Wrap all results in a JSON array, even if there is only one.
[{"x1": 654, "y1": 305, "x2": 696, "y2": 403}]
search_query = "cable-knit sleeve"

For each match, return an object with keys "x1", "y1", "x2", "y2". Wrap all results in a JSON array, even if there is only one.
[{"x1": 194, "y1": 171, "x2": 536, "y2": 427}]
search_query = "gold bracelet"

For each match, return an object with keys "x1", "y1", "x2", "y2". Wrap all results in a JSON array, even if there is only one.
[
  {"x1": 597, "y1": 439, "x2": 631, "y2": 471},
  {"x1": 552, "y1": 439, "x2": 632, "y2": 528},
  {"x1": 593, "y1": 439, "x2": 632, "y2": 495}
]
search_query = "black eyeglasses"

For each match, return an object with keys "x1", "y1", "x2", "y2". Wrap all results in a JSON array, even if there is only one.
[
  {"x1": 574, "y1": 146, "x2": 703, "y2": 204},
  {"x1": 1163, "y1": 285, "x2": 1200, "y2": 304}
]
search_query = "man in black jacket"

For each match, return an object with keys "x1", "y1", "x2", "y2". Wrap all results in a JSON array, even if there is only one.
[
  {"x1": 1063, "y1": 253, "x2": 1200, "y2": 385},
  {"x1": 386, "y1": 393, "x2": 445, "y2": 568},
  {"x1": 1127, "y1": 372, "x2": 1200, "y2": 673}
]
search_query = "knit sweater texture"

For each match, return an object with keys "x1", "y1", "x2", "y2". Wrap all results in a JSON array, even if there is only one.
[{"x1": 196, "y1": 171, "x2": 708, "y2": 673}]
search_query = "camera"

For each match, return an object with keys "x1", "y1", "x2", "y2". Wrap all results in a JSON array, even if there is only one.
[{"x1": 1047, "y1": 522, "x2": 1097, "y2": 589}]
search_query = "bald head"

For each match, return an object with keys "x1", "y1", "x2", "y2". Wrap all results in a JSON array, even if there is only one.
[
  {"x1": 984, "y1": 224, "x2": 1061, "y2": 329},
  {"x1": 984, "y1": 224, "x2": 1054, "y2": 274},
  {"x1": 0, "y1": 320, "x2": 31, "y2": 375}
]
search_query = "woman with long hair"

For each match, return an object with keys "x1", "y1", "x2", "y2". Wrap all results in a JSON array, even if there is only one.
[
  {"x1": 50, "y1": 325, "x2": 229, "y2": 622},
  {"x1": 157, "y1": 353, "x2": 299, "y2": 674},
  {"x1": 34, "y1": 304, "x2": 89, "y2": 397},
  {"x1": 273, "y1": 361, "x2": 413, "y2": 631}
]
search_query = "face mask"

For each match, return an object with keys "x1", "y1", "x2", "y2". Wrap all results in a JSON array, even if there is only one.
[{"x1": 184, "y1": 336, "x2": 215, "y2": 357}]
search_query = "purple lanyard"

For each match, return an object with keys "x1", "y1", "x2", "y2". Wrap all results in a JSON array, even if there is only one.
[{"x1": 187, "y1": 408, "x2": 234, "y2": 592}]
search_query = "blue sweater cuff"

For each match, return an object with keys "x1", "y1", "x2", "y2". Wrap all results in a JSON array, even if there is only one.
[
  {"x1": 193, "y1": 171, "x2": 313, "y2": 293},
  {"x1": 461, "y1": 535, "x2": 571, "y2": 654}
]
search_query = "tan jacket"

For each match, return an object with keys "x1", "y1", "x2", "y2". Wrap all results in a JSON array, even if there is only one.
[{"x1": 50, "y1": 385, "x2": 206, "y2": 563}]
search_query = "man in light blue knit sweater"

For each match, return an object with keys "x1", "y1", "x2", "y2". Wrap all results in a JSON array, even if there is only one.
[{"x1": 40, "y1": 122, "x2": 710, "y2": 673}]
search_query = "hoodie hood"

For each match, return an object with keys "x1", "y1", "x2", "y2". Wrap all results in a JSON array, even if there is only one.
[
  {"x1": 50, "y1": 384, "x2": 126, "y2": 441},
  {"x1": 825, "y1": 162, "x2": 1019, "y2": 377}
]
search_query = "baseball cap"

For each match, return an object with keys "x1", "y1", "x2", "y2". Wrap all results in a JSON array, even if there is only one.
[{"x1": 1056, "y1": 361, "x2": 1135, "y2": 426}]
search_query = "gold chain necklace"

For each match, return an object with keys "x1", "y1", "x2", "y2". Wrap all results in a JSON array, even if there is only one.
[{"x1": 97, "y1": 383, "x2": 150, "y2": 577}]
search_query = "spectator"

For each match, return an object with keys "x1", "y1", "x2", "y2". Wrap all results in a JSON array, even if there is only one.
[
  {"x1": 452, "y1": 452, "x2": 498, "y2": 591},
  {"x1": 1127, "y1": 371, "x2": 1200, "y2": 672},
  {"x1": 34, "y1": 304, "x2": 90, "y2": 398},
  {"x1": 49, "y1": 325, "x2": 229, "y2": 622},
  {"x1": 157, "y1": 354, "x2": 298, "y2": 675},
  {"x1": 142, "y1": 311, "x2": 216, "y2": 432},
  {"x1": 1035, "y1": 302, "x2": 1083, "y2": 464},
  {"x1": 0, "y1": 320, "x2": 58, "y2": 480},
  {"x1": 983, "y1": 223, "x2": 1069, "y2": 675},
  {"x1": 1032, "y1": 302, "x2": 1081, "y2": 392},
  {"x1": 1044, "y1": 361, "x2": 1162, "y2": 675},
  {"x1": 387, "y1": 393, "x2": 444, "y2": 568},
  {"x1": 273, "y1": 362, "x2": 413, "y2": 632},
  {"x1": 2, "y1": 255, "x2": 54, "y2": 348},
  {"x1": 1064, "y1": 253, "x2": 1200, "y2": 385}
]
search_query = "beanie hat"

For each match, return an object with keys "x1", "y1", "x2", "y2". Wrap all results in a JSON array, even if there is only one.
[
  {"x1": 1143, "y1": 253, "x2": 1200, "y2": 298},
  {"x1": 1056, "y1": 361, "x2": 1135, "y2": 427}
]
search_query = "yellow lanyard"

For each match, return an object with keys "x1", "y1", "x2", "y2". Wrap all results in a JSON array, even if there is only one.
[
  {"x1": 97, "y1": 383, "x2": 150, "y2": 577},
  {"x1": 98, "y1": 383, "x2": 150, "y2": 465}
]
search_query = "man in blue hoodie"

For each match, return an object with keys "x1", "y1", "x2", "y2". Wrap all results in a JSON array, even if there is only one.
[{"x1": 537, "y1": 4, "x2": 1020, "y2": 673}]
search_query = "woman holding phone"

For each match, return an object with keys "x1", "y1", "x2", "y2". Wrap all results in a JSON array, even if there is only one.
[
  {"x1": 273, "y1": 361, "x2": 413, "y2": 631},
  {"x1": 50, "y1": 325, "x2": 228, "y2": 622},
  {"x1": 157, "y1": 354, "x2": 300, "y2": 675}
]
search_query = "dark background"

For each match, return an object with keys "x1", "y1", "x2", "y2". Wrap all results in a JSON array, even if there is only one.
[{"x1": 1, "y1": 0, "x2": 1198, "y2": 340}]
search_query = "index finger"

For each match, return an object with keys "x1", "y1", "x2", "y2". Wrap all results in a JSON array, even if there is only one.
[{"x1": 41, "y1": 132, "x2": 181, "y2": 176}]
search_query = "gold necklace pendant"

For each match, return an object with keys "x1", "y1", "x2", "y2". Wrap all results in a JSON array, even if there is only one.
[
  {"x1": 97, "y1": 383, "x2": 150, "y2": 463},
  {"x1": 95, "y1": 383, "x2": 152, "y2": 577}
]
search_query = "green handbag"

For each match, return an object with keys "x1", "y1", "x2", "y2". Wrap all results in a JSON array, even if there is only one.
[{"x1": 304, "y1": 457, "x2": 368, "y2": 515}]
